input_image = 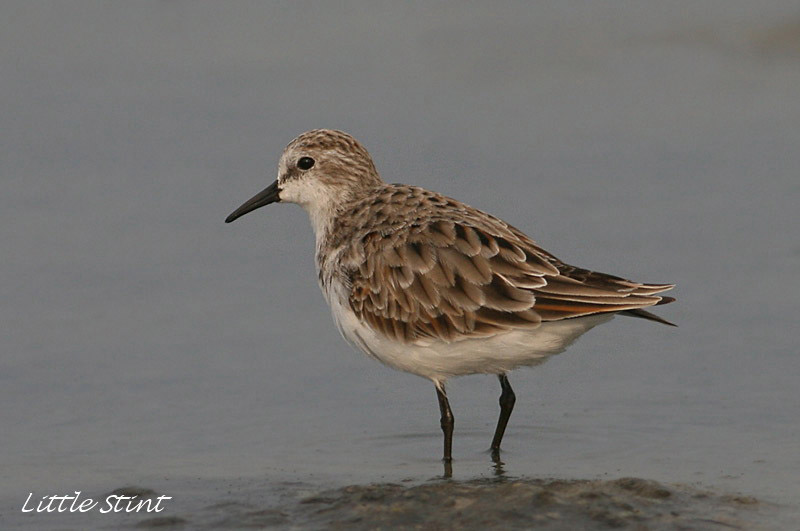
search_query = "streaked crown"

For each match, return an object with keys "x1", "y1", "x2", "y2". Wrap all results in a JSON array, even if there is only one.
[{"x1": 276, "y1": 129, "x2": 383, "y2": 207}]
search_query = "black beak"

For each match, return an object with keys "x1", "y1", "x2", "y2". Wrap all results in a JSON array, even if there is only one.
[{"x1": 225, "y1": 180, "x2": 280, "y2": 223}]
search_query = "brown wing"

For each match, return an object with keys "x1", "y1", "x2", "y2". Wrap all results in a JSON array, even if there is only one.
[
  {"x1": 531, "y1": 264, "x2": 674, "y2": 321},
  {"x1": 348, "y1": 220, "x2": 552, "y2": 343},
  {"x1": 506, "y1": 225, "x2": 675, "y2": 323},
  {"x1": 345, "y1": 187, "x2": 675, "y2": 343}
]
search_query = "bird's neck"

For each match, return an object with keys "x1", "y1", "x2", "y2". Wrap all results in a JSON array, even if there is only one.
[
  {"x1": 304, "y1": 200, "x2": 338, "y2": 246},
  {"x1": 303, "y1": 191, "x2": 358, "y2": 262},
  {"x1": 304, "y1": 182, "x2": 381, "y2": 244}
]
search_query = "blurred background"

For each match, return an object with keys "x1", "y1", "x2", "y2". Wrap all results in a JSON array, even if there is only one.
[{"x1": 2, "y1": 1, "x2": 798, "y2": 527}]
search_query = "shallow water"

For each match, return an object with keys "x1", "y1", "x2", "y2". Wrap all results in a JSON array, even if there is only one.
[{"x1": 2, "y1": 1, "x2": 799, "y2": 528}]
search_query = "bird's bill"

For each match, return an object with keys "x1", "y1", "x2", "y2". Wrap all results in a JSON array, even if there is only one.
[{"x1": 225, "y1": 180, "x2": 280, "y2": 223}]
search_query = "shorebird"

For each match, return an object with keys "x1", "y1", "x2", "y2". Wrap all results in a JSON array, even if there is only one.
[{"x1": 225, "y1": 129, "x2": 675, "y2": 463}]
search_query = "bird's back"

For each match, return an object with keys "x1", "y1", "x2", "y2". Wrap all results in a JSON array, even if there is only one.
[{"x1": 318, "y1": 184, "x2": 674, "y2": 347}]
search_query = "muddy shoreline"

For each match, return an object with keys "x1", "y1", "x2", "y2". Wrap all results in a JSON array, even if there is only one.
[{"x1": 135, "y1": 476, "x2": 769, "y2": 529}]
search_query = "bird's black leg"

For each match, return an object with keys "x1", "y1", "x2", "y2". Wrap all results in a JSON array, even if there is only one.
[
  {"x1": 490, "y1": 373, "x2": 516, "y2": 459},
  {"x1": 435, "y1": 383, "x2": 454, "y2": 462}
]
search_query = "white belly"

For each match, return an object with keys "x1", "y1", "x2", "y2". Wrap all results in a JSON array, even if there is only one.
[{"x1": 327, "y1": 291, "x2": 613, "y2": 383}]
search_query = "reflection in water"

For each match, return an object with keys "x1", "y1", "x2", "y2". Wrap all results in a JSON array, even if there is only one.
[
  {"x1": 492, "y1": 453, "x2": 507, "y2": 478},
  {"x1": 434, "y1": 452, "x2": 509, "y2": 480}
]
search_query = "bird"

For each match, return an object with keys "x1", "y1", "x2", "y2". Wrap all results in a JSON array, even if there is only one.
[{"x1": 225, "y1": 129, "x2": 675, "y2": 464}]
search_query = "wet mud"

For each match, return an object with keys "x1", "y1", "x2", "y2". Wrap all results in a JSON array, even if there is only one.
[{"x1": 135, "y1": 476, "x2": 770, "y2": 530}]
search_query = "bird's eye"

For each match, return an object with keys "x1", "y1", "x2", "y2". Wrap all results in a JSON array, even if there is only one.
[{"x1": 297, "y1": 157, "x2": 315, "y2": 170}]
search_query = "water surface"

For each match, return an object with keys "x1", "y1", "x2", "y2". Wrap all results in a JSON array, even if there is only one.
[{"x1": 2, "y1": 2, "x2": 798, "y2": 528}]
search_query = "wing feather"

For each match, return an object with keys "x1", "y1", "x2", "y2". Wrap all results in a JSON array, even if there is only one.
[{"x1": 343, "y1": 185, "x2": 675, "y2": 343}]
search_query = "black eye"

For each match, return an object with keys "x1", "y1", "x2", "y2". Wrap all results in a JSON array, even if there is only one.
[{"x1": 297, "y1": 157, "x2": 315, "y2": 170}]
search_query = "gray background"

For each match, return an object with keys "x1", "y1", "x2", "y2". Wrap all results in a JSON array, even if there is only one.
[{"x1": 2, "y1": 1, "x2": 798, "y2": 527}]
